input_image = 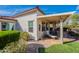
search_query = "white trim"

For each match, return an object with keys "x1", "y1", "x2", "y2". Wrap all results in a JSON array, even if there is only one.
[{"x1": 37, "y1": 11, "x2": 76, "y2": 18}]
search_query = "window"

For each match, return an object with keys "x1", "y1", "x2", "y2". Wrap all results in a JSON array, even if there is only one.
[
  {"x1": 1, "y1": 22, "x2": 9, "y2": 30},
  {"x1": 28, "y1": 21, "x2": 33, "y2": 32},
  {"x1": 1, "y1": 22, "x2": 15, "y2": 31}
]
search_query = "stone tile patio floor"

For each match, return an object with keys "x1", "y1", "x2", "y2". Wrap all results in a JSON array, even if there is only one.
[
  {"x1": 27, "y1": 38, "x2": 77, "y2": 53},
  {"x1": 27, "y1": 38, "x2": 75, "y2": 48},
  {"x1": 27, "y1": 32, "x2": 78, "y2": 53}
]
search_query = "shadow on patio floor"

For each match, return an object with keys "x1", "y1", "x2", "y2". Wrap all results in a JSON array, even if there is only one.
[{"x1": 26, "y1": 43, "x2": 45, "y2": 53}]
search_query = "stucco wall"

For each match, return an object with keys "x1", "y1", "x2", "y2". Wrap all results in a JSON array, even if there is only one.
[
  {"x1": 0, "y1": 22, "x2": 1, "y2": 30},
  {"x1": 15, "y1": 13, "x2": 38, "y2": 40},
  {"x1": 37, "y1": 20, "x2": 44, "y2": 40}
]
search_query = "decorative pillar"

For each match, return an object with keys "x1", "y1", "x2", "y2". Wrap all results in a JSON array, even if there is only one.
[
  {"x1": 40, "y1": 22, "x2": 43, "y2": 40},
  {"x1": 60, "y1": 20, "x2": 63, "y2": 44}
]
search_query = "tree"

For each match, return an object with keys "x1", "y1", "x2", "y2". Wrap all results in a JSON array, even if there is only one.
[{"x1": 71, "y1": 14, "x2": 79, "y2": 28}]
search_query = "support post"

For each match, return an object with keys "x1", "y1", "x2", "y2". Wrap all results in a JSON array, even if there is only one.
[
  {"x1": 40, "y1": 22, "x2": 43, "y2": 40},
  {"x1": 60, "y1": 20, "x2": 63, "y2": 44}
]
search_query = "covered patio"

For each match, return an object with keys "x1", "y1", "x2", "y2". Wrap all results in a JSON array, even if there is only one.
[{"x1": 37, "y1": 12, "x2": 74, "y2": 44}]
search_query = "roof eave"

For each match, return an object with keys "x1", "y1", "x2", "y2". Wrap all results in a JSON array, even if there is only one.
[{"x1": 37, "y1": 11, "x2": 75, "y2": 18}]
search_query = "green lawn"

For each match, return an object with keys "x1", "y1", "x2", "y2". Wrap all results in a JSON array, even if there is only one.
[
  {"x1": 45, "y1": 42, "x2": 79, "y2": 53},
  {"x1": 43, "y1": 32, "x2": 79, "y2": 53}
]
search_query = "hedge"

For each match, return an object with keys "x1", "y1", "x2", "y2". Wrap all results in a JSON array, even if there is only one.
[
  {"x1": 0, "y1": 31, "x2": 20, "y2": 49},
  {"x1": 0, "y1": 32, "x2": 29, "y2": 53}
]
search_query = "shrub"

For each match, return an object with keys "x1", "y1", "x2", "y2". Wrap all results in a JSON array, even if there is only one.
[
  {"x1": 1, "y1": 39, "x2": 27, "y2": 53},
  {"x1": 20, "y1": 32, "x2": 29, "y2": 41},
  {"x1": 0, "y1": 31, "x2": 20, "y2": 49},
  {"x1": 0, "y1": 32, "x2": 29, "y2": 53}
]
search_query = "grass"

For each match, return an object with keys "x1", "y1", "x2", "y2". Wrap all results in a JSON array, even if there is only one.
[
  {"x1": 45, "y1": 42, "x2": 79, "y2": 53},
  {"x1": 43, "y1": 32, "x2": 79, "y2": 53}
]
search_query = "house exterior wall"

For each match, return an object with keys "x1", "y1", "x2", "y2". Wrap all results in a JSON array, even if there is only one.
[
  {"x1": 36, "y1": 11, "x2": 45, "y2": 40},
  {"x1": 15, "y1": 12, "x2": 38, "y2": 40},
  {"x1": 0, "y1": 22, "x2": 1, "y2": 30},
  {"x1": 37, "y1": 11, "x2": 44, "y2": 16},
  {"x1": 37, "y1": 20, "x2": 44, "y2": 40},
  {"x1": 15, "y1": 10, "x2": 44, "y2": 40}
]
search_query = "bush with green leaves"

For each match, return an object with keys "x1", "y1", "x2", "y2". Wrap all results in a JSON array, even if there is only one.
[
  {"x1": 0, "y1": 31, "x2": 20, "y2": 49},
  {"x1": 20, "y1": 32, "x2": 29, "y2": 41},
  {"x1": 0, "y1": 31, "x2": 29, "y2": 53}
]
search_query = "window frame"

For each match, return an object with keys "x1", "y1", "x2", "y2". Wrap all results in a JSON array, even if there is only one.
[
  {"x1": 1, "y1": 22, "x2": 9, "y2": 31},
  {"x1": 28, "y1": 21, "x2": 34, "y2": 32}
]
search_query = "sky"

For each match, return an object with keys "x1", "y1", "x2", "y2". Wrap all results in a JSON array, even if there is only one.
[{"x1": 0, "y1": 5, "x2": 78, "y2": 16}]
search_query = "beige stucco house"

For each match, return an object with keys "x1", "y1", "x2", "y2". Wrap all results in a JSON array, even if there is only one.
[{"x1": 0, "y1": 7, "x2": 75, "y2": 43}]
